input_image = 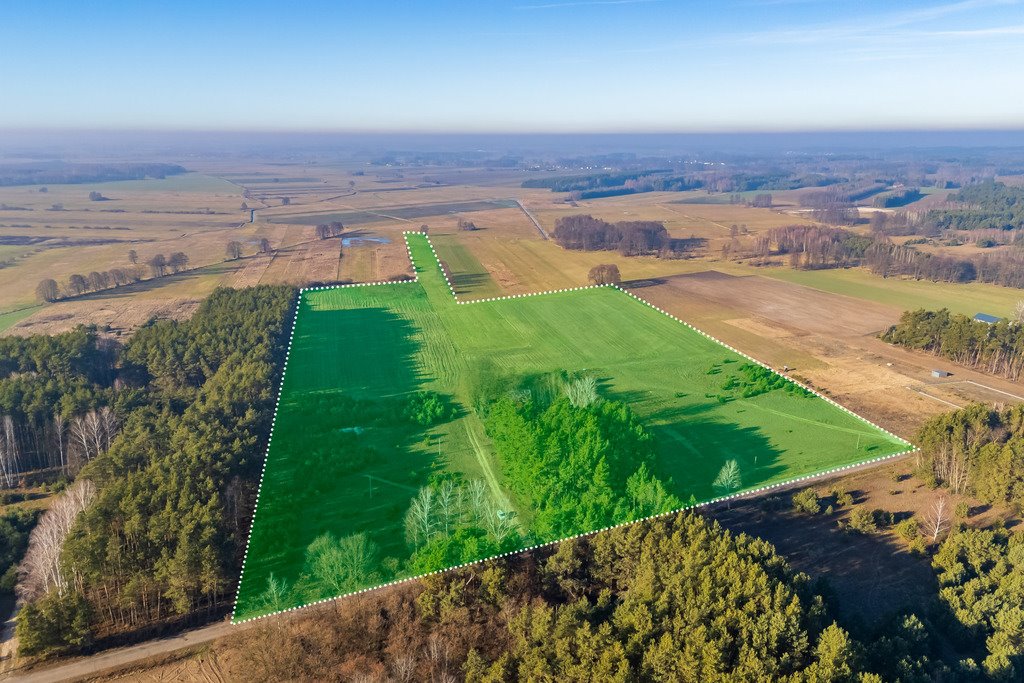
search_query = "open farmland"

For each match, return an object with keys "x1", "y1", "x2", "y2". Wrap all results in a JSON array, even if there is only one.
[{"x1": 233, "y1": 233, "x2": 909, "y2": 621}]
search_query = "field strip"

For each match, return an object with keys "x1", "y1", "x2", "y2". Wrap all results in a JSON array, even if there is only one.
[
  {"x1": 739, "y1": 401, "x2": 885, "y2": 438},
  {"x1": 232, "y1": 231, "x2": 914, "y2": 625},
  {"x1": 463, "y1": 418, "x2": 515, "y2": 514},
  {"x1": 961, "y1": 380, "x2": 1024, "y2": 402},
  {"x1": 515, "y1": 200, "x2": 549, "y2": 239},
  {"x1": 907, "y1": 386, "x2": 963, "y2": 409},
  {"x1": 657, "y1": 203, "x2": 732, "y2": 230}
]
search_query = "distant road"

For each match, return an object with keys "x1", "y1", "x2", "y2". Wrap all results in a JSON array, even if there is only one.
[
  {"x1": 1, "y1": 619, "x2": 252, "y2": 683},
  {"x1": 515, "y1": 200, "x2": 548, "y2": 240}
]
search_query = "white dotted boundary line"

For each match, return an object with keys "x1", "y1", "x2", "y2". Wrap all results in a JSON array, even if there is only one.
[
  {"x1": 231, "y1": 291, "x2": 302, "y2": 623},
  {"x1": 605, "y1": 283, "x2": 912, "y2": 449},
  {"x1": 231, "y1": 231, "x2": 916, "y2": 624},
  {"x1": 231, "y1": 446, "x2": 914, "y2": 625}
]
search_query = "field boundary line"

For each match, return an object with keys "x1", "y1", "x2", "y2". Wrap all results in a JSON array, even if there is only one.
[{"x1": 230, "y1": 231, "x2": 915, "y2": 625}]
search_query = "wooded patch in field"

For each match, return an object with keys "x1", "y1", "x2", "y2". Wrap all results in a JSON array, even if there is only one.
[{"x1": 233, "y1": 234, "x2": 909, "y2": 621}]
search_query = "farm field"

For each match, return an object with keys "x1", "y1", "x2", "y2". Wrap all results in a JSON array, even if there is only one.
[{"x1": 233, "y1": 233, "x2": 909, "y2": 621}]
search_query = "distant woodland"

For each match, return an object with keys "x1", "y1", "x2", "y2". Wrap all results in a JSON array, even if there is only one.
[
  {"x1": 0, "y1": 162, "x2": 187, "y2": 187},
  {"x1": 552, "y1": 215, "x2": 701, "y2": 258}
]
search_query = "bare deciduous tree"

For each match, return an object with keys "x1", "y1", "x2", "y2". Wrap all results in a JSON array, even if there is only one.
[
  {"x1": 0, "y1": 415, "x2": 22, "y2": 488},
  {"x1": 921, "y1": 496, "x2": 950, "y2": 543},
  {"x1": 713, "y1": 459, "x2": 742, "y2": 500},
  {"x1": 70, "y1": 407, "x2": 118, "y2": 467},
  {"x1": 53, "y1": 412, "x2": 67, "y2": 472},
  {"x1": 18, "y1": 479, "x2": 96, "y2": 600},
  {"x1": 404, "y1": 486, "x2": 436, "y2": 546}
]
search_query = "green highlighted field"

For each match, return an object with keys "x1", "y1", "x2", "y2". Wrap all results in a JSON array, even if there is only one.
[{"x1": 233, "y1": 233, "x2": 910, "y2": 622}]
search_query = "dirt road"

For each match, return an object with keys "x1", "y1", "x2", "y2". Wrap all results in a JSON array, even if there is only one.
[
  {"x1": 1, "y1": 620, "x2": 249, "y2": 683},
  {"x1": 515, "y1": 200, "x2": 549, "y2": 239}
]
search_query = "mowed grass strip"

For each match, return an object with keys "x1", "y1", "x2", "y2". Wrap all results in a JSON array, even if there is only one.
[{"x1": 234, "y1": 233, "x2": 909, "y2": 620}]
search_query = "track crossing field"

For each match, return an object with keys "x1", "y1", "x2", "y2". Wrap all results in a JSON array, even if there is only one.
[{"x1": 233, "y1": 234, "x2": 910, "y2": 621}]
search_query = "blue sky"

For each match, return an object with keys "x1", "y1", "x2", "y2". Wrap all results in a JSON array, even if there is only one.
[{"x1": 2, "y1": 0, "x2": 1022, "y2": 131}]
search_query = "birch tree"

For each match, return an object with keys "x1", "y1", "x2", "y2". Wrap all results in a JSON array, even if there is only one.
[
  {"x1": 0, "y1": 415, "x2": 22, "y2": 488},
  {"x1": 922, "y1": 497, "x2": 950, "y2": 543},
  {"x1": 17, "y1": 479, "x2": 96, "y2": 600}
]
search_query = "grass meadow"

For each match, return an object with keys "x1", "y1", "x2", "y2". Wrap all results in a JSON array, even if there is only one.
[{"x1": 234, "y1": 233, "x2": 910, "y2": 620}]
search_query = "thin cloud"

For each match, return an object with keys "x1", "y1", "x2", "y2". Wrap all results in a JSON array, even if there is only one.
[
  {"x1": 736, "y1": 0, "x2": 1021, "y2": 45},
  {"x1": 515, "y1": 0, "x2": 661, "y2": 9}
]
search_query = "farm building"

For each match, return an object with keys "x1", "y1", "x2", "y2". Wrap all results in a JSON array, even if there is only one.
[
  {"x1": 932, "y1": 369, "x2": 951, "y2": 378},
  {"x1": 974, "y1": 313, "x2": 1001, "y2": 324}
]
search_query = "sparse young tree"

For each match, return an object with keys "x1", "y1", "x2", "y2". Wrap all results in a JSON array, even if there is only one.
[
  {"x1": 405, "y1": 486, "x2": 436, "y2": 546},
  {"x1": 712, "y1": 459, "x2": 742, "y2": 500},
  {"x1": 35, "y1": 279, "x2": 59, "y2": 302},
  {"x1": 127, "y1": 249, "x2": 138, "y2": 265},
  {"x1": 259, "y1": 238, "x2": 272, "y2": 254},
  {"x1": 281, "y1": 197, "x2": 290, "y2": 206},
  {"x1": 226, "y1": 241, "x2": 243, "y2": 260},
  {"x1": 922, "y1": 496, "x2": 950, "y2": 543},
  {"x1": 1015, "y1": 300, "x2": 1024, "y2": 325}
]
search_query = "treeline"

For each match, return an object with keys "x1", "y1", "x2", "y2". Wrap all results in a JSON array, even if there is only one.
[
  {"x1": 704, "y1": 171, "x2": 843, "y2": 193},
  {"x1": 35, "y1": 251, "x2": 191, "y2": 303},
  {"x1": 866, "y1": 242, "x2": 1024, "y2": 288},
  {"x1": 0, "y1": 327, "x2": 118, "y2": 480},
  {"x1": 752, "y1": 223, "x2": 1024, "y2": 288},
  {"x1": 14, "y1": 286, "x2": 296, "y2": 655},
  {"x1": 522, "y1": 170, "x2": 673, "y2": 192},
  {"x1": 485, "y1": 380, "x2": 679, "y2": 540},
  {"x1": 235, "y1": 510, "x2": 973, "y2": 682},
  {"x1": 314, "y1": 221, "x2": 344, "y2": 239},
  {"x1": 523, "y1": 170, "x2": 700, "y2": 200},
  {"x1": 552, "y1": 215, "x2": 701, "y2": 258},
  {"x1": 873, "y1": 187, "x2": 923, "y2": 208},
  {"x1": 0, "y1": 163, "x2": 187, "y2": 187},
  {"x1": 930, "y1": 180, "x2": 1024, "y2": 231},
  {"x1": 881, "y1": 309, "x2": 1024, "y2": 381},
  {"x1": 761, "y1": 225, "x2": 872, "y2": 268},
  {"x1": 798, "y1": 191, "x2": 862, "y2": 224}
]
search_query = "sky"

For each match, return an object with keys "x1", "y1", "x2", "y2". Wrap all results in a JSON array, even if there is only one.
[{"x1": 2, "y1": 0, "x2": 1023, "y2": 132}]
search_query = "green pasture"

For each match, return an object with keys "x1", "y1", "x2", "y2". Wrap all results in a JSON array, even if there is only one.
[{"x1": 234, "y1": 233, "x2": 909, "y2": 621}]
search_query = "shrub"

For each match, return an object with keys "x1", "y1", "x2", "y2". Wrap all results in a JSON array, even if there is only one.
[
  {"x1": 404, "y1": 392, "x2": 456, "y2": 426},
  {"x1": 792, "y1": 489, "x2": 821, "y2": 515},
  {"x1": 846, "y1": 507, "x2": 877, "y2": 534},
  {"x1": 895, "y1": 517, "x2": 918, "y2": 541},
  {"x1": 831, "y1": 486, "x2": 854, "y2": 507}
]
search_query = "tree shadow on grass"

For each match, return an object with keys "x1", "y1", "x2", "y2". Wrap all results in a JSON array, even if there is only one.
[
  {"x1": 450, "y1": 271, "x2": 494, "y2": 295},
  {"x1": 236, "y1": 304, "x2": 453, "y2": 619},
  {"x1": 651, "y1": 418, "x2": 786, "y2": 503}
]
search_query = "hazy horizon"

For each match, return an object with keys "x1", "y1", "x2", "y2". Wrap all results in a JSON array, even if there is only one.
[{"x1": 5, "y1": 0, "x2": 1023, "y2": 132}]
